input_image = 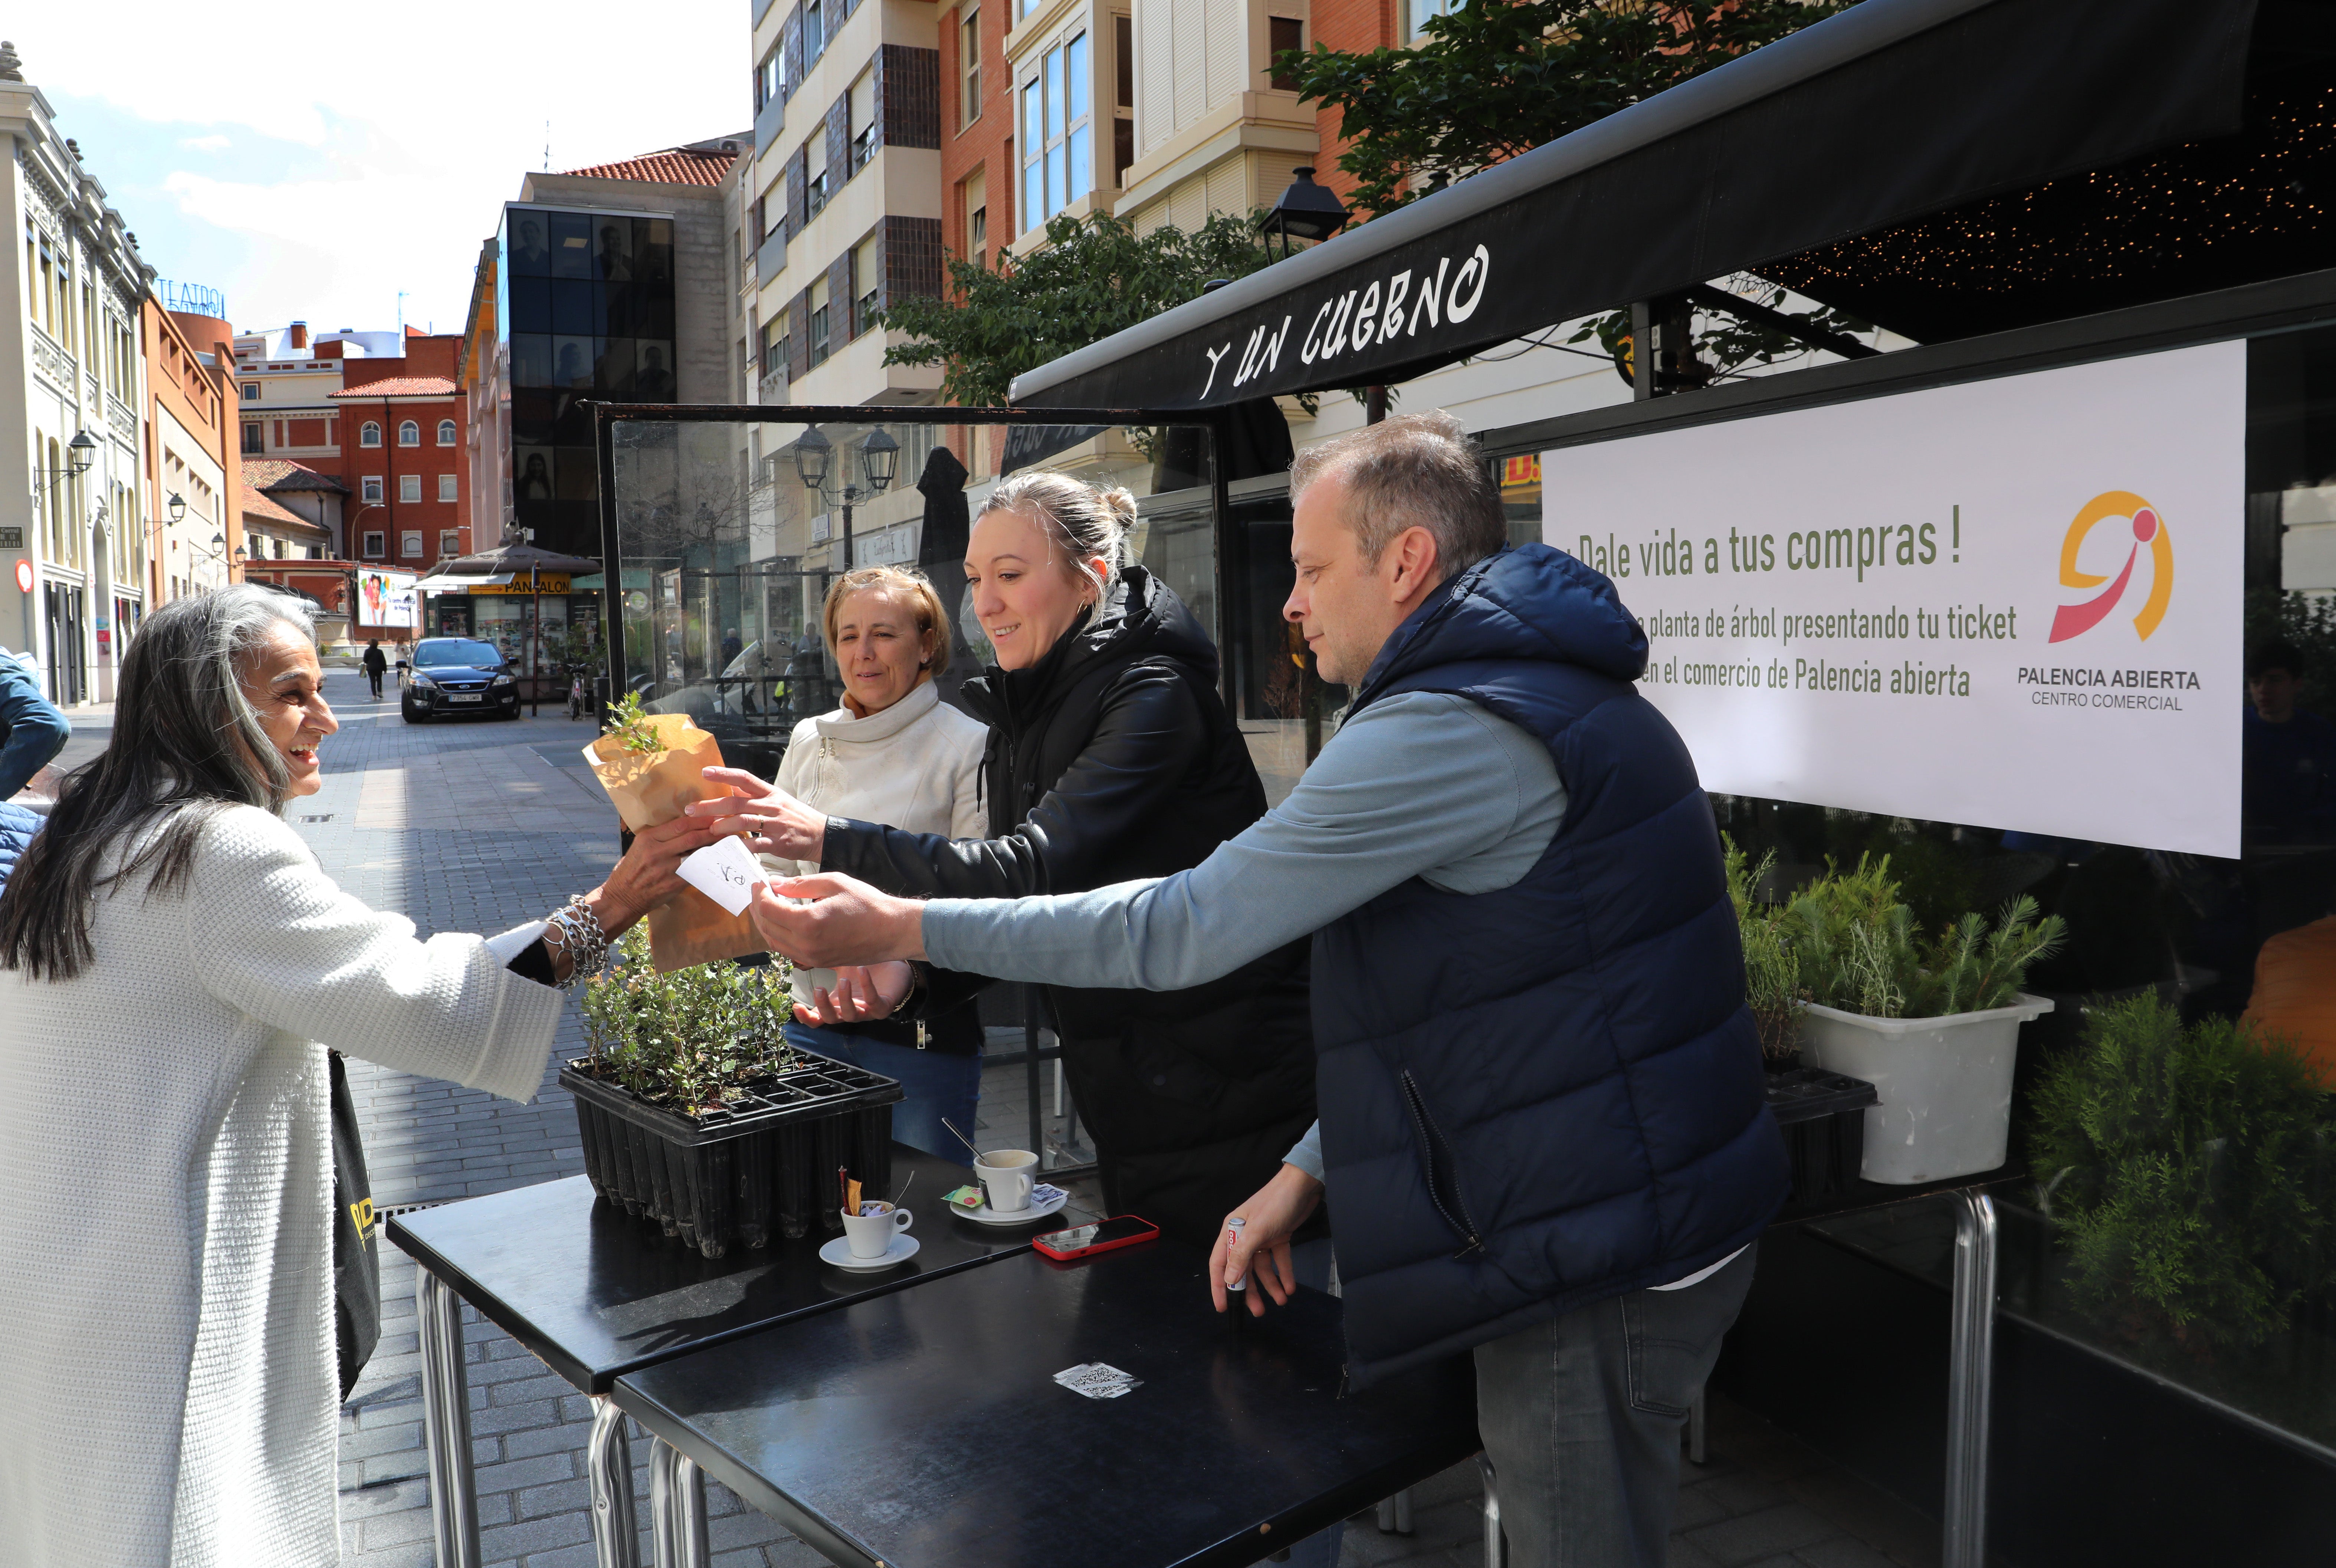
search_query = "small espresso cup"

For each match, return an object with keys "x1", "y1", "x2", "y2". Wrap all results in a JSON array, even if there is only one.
[
  {"x1": 974, "y1": 1148, "x2": 1039, "y2": 1213},
  {"x1": 840, "y1": 1201, "x2": 913, "y2": 1259}
]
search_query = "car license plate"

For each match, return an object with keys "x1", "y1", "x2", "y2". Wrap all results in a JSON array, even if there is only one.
[{"x1": 450, "y1": 694, "x2": 484, "y2": 704}]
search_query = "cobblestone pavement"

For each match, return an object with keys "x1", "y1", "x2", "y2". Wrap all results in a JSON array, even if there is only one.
[{"x1": 259, "y1": 666, "x2": 1941, "y2": 1568}]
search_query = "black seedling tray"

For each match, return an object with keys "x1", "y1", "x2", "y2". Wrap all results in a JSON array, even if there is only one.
[
  {"x1": 562, "y1": 1046, "x2": 903, "y2": 1259},
  {"x1": 1764, "y1": 1067, "x2": 1879, "y2": 1215}
]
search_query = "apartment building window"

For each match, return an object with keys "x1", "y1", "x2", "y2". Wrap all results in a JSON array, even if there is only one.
[
  {"x1": 241, "y1": 382, "x2": 259, "y2": 401},
  {"x1": 401, "y1": 531, "x2": 423, "y2": 558},
  {"x1": 961, "y1": 9, "x2": 982, "y2": 129},
  {"x1": 1115, "y1": 14, "x2": 1135, "y2": 185},
  {"x1": 850, "y1": 70, "x2": 876, "y2": 174},
  {"x1": 362, "y1": 530, "x2": 386, "y2": 559},
  {"x1": 1409, "y1": 0, "x2": 1452, "y2": 37},
  {"x1": 397, "y1": 420, "x2": 420, "y2": 446},
  {"x1": 440, "y1": 529, "x2": 462, "y2": 556},
  {"x1": 1269, "y1": 16, "x2": 1304, "y2": 91},
  {"x1": 437, "y1": 419, "x2": 456, "y2": 445},
  {"x1": 1022, "y1": 31, "x2": 1091, "y2": 229},
  {"x1": 400, "y1": 475, "x2": 423, "y2": 503},
  {"x1": 360, "y1": 421, "x2": 381, "y2": 447},
  {"x1": 852, "y1": 234, "x2": 881, "y2": 337},
  {"x1": 242, "y1": 423, "x2": 264, "y2": 455},
  {"x1": 755, "y1": 45, "x2": 784, "y2": 110},
  {"x1": 807, "y1": 125, "x2": 831, "y2": 217},
  {"x1": 809, "y1": 276, "x2": 832, "y2": 367},
  {"x1": 362, "y1": 476, "x2": 384, "y2": 503},
  {"x1": 761, "y1": 318, "x2": 787, "y2": 378},
  {"x1": 438, "y1": 474, "x2": 458, "y2": 502},
  {"x1": 964, "y1": 167, "x2": 988, "y2": 262},
  {"x1": 805, "y1": 0, "x2": 826, "y2": 67}
]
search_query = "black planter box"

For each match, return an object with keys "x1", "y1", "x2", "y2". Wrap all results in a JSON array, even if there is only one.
[
  {"x1": 1765, "y1": 1066, "x2": 1878, "y2": 1216},
  {"x1": 562, "y1": 1047, "x2": 904, "y2": 1259}
]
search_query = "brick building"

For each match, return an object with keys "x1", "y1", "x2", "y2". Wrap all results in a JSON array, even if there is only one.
[
  {"x1": 143, "y1": 300, "x2": 239, "y2": 629},
  {"x1": 328, "y1": 335, "x2": 469, "y2": 574}
]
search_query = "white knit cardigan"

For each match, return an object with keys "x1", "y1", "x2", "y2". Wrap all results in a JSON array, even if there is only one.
[
  {"x1": 0, "y1": 804, "x2": 567, "y2": 1567},
  {"x1": 771, "y1": 679, "x2": 987, "y2": 1004}
]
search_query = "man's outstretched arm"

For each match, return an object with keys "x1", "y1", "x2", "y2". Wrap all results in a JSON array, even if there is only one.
[{"x1": 752, "y1": 690, "x2": 1556, "y2": 989}]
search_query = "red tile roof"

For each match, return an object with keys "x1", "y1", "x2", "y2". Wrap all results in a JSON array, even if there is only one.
[
  {"x1": 558, "y1": 145, "x2": 738, "y2": 187},
  {"x1": 242, "y1": 483, "x2": 333, "y2": 540},
  {"x1": 243, "y1": 457, "x2": 349, "y2": 495},
  {"x1": 328, "y1": 377, "x2": 458, "y2": 398}
]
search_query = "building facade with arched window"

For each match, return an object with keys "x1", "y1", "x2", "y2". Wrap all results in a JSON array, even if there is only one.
[{"x1": 5, "y1": 57, "x2": 166, "y2": 707}]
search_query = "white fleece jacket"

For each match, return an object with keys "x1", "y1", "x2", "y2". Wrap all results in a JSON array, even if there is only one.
[{"x1": 0, "y1": 804, "x2": 567, "y2": 1566}]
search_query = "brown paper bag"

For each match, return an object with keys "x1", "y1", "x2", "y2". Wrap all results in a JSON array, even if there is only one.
[{"x1": 583, "y1": 712, "x2": 766, "y2": 972}]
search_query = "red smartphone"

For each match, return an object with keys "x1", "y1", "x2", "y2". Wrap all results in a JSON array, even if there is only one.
[{"x1": 1033, "y1": 1214, "x2": 1159, "y2": 1261}]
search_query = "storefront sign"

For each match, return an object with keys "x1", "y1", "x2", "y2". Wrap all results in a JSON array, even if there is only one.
[
  {"x1": 356, "y1": 569, "x2": 420, "y2": 630},
  {"x1": 469, "y1": 574, "x2": 570, "y2": 595},
  {"x1": 1543, "y1": 340, "x2": 2246, "y2": 856}
]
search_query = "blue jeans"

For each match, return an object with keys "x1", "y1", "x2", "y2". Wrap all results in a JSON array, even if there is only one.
[
  {"x1": 783, "y1": 1022, "x2": 982, "y2": 1168},
  {"x1": 1474, "y1": 1245, "x2": 1759, "y2": 1567}
]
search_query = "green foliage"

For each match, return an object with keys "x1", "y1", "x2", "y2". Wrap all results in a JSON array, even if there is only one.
[
  {"x1": 1779, "y1": 853, "x2": 2066, "y2": 1020},
  {"x1": 600, "y1": 690, "x2": 662, "y2": 755},
  {"x1": 875, "y1": 210, "x2": 1283, "y2": 409},
  {"x1": 2245, "y1": 586, "x2": 2336, "y2": 716},
  {"x1": 579, "y1": 928, "x2": 796, "y2": 1115},
  {"x1": 2031, "y1": 995, "x2": 2336, "y2": 1351},
  {"x1": 1724, "y1": 836, "x2": 1801, "y2": 1060}
]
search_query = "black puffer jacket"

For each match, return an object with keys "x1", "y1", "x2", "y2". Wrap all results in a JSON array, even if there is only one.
[{"x1": 822, "y1": 566, "x2": 1318, "y2": 1246}]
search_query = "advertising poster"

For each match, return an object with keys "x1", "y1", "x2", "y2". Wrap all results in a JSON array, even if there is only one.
[
  {"x1": 357, "y1": 569, "x2": 420, "y2": 631},
  {"x1": 1543, "y1": 341, "x2": 2247, "y2": 857}
]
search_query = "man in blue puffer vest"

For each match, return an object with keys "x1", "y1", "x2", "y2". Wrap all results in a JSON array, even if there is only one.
[
  {"x1": 750, "y1": 412, "x2": 1790, "y2": 1566},
  {"x1": 0, "y1": 649, "x2": 70, "y2": 892}
]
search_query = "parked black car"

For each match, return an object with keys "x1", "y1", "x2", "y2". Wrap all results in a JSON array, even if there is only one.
[{"x1": 401, "y1": 638, "x2": 522, "y2": 723}]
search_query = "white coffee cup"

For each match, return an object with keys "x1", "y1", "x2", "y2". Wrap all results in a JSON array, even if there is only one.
[
  {"x1": 974, "y1": 1148, "x2": 1038, "y2": 1213},
  {"x1": 840, "y1": 1201, "x2": 913, "y2": 1259}
]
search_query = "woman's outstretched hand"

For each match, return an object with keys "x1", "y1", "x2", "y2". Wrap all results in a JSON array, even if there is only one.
[
  {"x1": 593, "y1": 813, "x2": 728, "y2": 935},
  {"x1": 794, "y1": 961, "x2": 916, "y2": 1026},
  {"x1": 685, "y1": 766, "x2": 827, "y2": 862}
]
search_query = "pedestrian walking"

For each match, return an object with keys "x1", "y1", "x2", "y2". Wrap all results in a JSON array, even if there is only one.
[
  {"x1": 360, "y1": 638, "x2": 387, "y2": 700},
  {"x1": 745, "y1": 414, "x2": 1790, "y2": 1568},
  {"x1": 0, "y1": 586, "x2": 721, "y2": 1567},
  {"x1": 728, "y1": 565, "x2": 989, "y2": 1163}
]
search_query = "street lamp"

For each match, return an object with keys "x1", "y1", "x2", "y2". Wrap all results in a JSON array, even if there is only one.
[
  {"x1": 1257, "y1": 167, "x2": 1349, "y2": 260},
  {"x1": 791, "y1": 425, "x2": 898, "y2": 570},
  {"x1": 168, "y1": 492, "x2": 187, "y2": 524}
]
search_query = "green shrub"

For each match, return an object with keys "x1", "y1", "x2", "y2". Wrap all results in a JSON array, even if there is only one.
[
  {"x1": 1784, "y1": 853, "x2": 2065, "y2": 1019},
  {"x1": 579, "y1": 928, "x2": 796, "y2": 1115},
  {"x1": 2030, "y1": 994, "x2": 2336, "y2": 1351},
  {"x1": 1725, "y1": 837, "x2": 1803, "y2": 1060}
]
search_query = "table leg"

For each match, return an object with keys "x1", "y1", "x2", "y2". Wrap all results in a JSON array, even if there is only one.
[
  {"x1": 1943, "y1": 1190, "x2": 1998, "y2": 1568},
  {"x1": 415, "y1": 1271, "x2": 481, "y2": 1568},
  {"x1": 588, "y1": 1396, "x2": 642, "y2": 1568},
  {"x1": 650, "y1": 1436, "x2": 711, "y2": 1568},
  {"x1": 1477, "y1": 1454, "x2": 1506, "y2": 1568},
  {"x1": 1375, "y1": 1486, "x2": 1413, "y2": 1533}
]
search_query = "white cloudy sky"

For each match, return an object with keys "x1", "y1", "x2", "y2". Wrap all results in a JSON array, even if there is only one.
[{"x1": 13, "y1": 1, "x2": 747, "y2": 338}]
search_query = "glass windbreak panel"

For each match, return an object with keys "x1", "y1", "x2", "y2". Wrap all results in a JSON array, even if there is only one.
[{"x1": 1707, "y1": 323, "x2": 2336, "y2": 1457}]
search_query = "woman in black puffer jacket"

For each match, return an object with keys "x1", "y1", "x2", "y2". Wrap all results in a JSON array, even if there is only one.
[{"x1": 703, "y1": 472, "x2": 1317, "y2": 1248}]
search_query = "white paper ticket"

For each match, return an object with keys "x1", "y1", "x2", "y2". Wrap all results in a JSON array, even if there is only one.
[
  {"x1": 676, "y1": 833, "x2": 768, "y2": 916},
  {"x1": 1053, "y1": 1362, "x2": 1142, "y2": 1400}
]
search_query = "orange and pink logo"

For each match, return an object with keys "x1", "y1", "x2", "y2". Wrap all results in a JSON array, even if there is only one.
[{"x1": 2048, "y1": 491, "x2": 2173, "y2": 644}]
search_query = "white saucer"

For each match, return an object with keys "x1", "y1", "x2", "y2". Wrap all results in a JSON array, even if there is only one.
[
  {"x1": 818, "y1": 1233, "x2": 920, "y2": 1271},
  {"x1": 958, "y1": 1190, "x2": 1069, "y2": 1226}
]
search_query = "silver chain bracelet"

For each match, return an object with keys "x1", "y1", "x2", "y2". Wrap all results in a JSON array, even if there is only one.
[{"x1": 542, "y1": 896, "x2": 610, "y2": 988}]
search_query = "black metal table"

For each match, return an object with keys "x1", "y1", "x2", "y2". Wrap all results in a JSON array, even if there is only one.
[
  {"x1": 388, "y1": 1144, "x2": 1094, "y2": 1568},
  {"x1": 611, "y1": 1238, "x2": 1483, "y2": 1568}
]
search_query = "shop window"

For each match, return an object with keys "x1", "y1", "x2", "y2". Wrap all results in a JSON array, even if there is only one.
[
  {"x1": 437, "y1": 419, "x2": 456, "y2": 445},
  {"x1": 438, "y1": 474, "x2": 458, "y2": 502},
  {"x1": 961, "y1": 9, "x2": 982, "y2": 129},
  {"x1": 400, "y1": 474, "x2": 422, "y2": 503},
  {"x1": 362, "y1": 530, "x2": 385, "y2": 559},
  {"x1": 361, "y1": 476, "x2": 384, "y2": 503},
  {"x1": 360, "y1": 421, "x2": 381, "y2": 447},
  {"x1": 398, "y1": 420, "x2": 420, "y2": 447},
  {"x1": 400, "y1": 531, "x2": 423, "y2": 558}
]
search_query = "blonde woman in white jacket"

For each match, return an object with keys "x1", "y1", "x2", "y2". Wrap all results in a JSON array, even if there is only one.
[
  {"x1": 0, "y1": 586, "x2": 719, "y2": 1567},
  {"x1": 705, "y1": 564, "x2": 988, "y2": 1161}
]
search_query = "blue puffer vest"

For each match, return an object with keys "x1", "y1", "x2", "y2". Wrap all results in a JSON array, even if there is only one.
[
  {"x1": 1315, "y1": 544, "x2": 1788, "y2": 1385},
  {"x1": 0, "y1": 801, "x2": 41, "y2": 896}
]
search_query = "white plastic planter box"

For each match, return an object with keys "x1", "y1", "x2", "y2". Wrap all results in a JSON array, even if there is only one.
[{"x1": 1797, "y1": 993, "x2": 2054, "y2": 1184}]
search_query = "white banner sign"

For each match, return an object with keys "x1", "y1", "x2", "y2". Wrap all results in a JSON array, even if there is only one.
[
  {"x1": 356, "y1": 569, "x2": 420, "y2": 630},
  {"x1": 1545, "y1": 341, "x2": 2246, "y2": 857}
]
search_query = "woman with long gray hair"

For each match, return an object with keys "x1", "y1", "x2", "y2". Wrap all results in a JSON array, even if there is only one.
[{"x1": 0, "y1": 586, "x2": 718, "y2": 1567}]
